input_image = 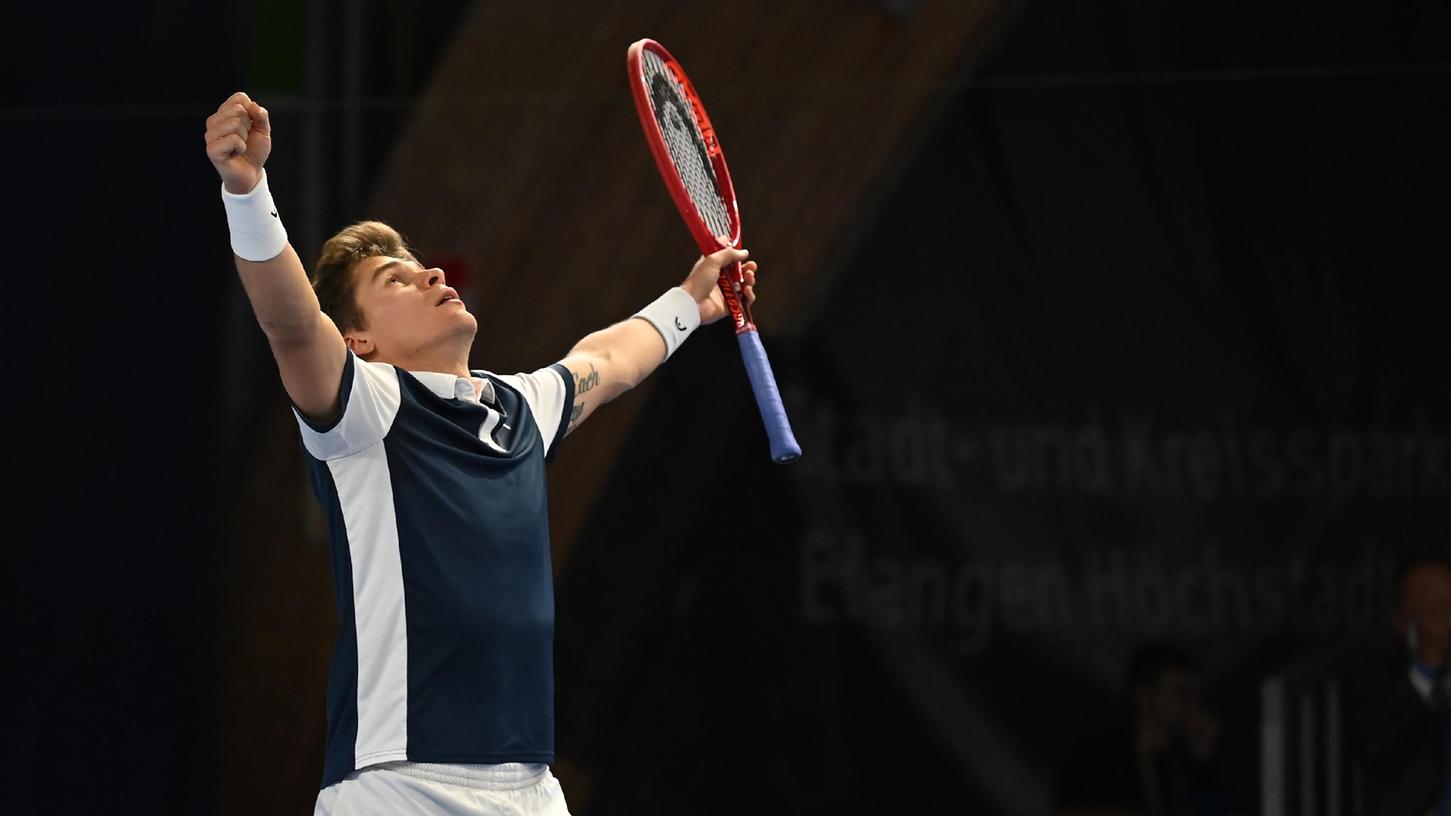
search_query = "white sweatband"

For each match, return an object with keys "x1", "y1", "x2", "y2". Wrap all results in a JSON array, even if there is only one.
[
  {"x1": 221, "y1": 170, "x2": 289, "y2": 261},
  {"x1": 633, "y1": 287, "x2": 700, "y2": 359}
]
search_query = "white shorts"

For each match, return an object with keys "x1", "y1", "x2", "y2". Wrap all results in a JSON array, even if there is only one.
[{"x1": 313, "y1": 762, "x2": 572, "y2": 816}]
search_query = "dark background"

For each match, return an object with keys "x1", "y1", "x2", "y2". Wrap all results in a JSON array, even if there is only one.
[{"x1": 8, "y1": 1, "x2": 1447, "y2": 813}]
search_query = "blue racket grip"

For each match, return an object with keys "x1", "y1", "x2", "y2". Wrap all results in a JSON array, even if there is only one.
[{"x1": 736, "y1": 328, "x2": 802, "y2": 463}]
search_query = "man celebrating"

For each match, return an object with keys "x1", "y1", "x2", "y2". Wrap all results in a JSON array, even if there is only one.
[{"x1": 206, "y1": 91, "x2": 757, "y2": 815}]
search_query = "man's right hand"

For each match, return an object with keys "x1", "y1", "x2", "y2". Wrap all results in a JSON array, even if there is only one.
[{"x1": 205, "y1": 91, "x2": 272, "y2": 195}]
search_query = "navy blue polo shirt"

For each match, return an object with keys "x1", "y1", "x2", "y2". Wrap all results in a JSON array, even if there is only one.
[{"x1": 292, "y1": 349, "x2": 574, "y2": 789}]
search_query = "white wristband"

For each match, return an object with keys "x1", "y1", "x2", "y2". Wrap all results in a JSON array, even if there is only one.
[
  {"x1": 221, "y1": 170, "x2": 288, "y2": 262},
  {"x1": 633, "y1": 287, "x2": 700, "y2": 359}
]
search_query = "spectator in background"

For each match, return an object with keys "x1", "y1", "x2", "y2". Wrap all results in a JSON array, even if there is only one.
[
  {"x1": 1056, "y1": 643, "x2": 1241, "y2": 816},
  {"x1": 1351, "y1": 557, "x2": 1451, "y2": 816}
]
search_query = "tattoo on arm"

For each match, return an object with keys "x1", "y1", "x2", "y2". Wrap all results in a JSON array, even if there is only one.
[
  {"x1": 575, "y1": 362, "x2": 599, "y2": 396},
  {"x1": 566, "y1": 362, "x2": 599, "y2": 433}
]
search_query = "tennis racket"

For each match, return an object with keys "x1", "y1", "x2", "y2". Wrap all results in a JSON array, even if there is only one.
[{"x1": 626, "y1": 38, "x2": 802, "y2": 464}]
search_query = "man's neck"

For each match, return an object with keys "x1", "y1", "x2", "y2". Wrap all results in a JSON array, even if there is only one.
[
  {"x1": 373, "y1": 350, "x2": 471, "y2": 379},
  {"x1": 411, "y1": 360, "x2": 472, "y2": 378}
]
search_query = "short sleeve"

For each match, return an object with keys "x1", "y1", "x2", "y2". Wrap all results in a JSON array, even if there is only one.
[
  {"x1": 290, "y1": 349, "x2": 403, "y2": 460},
  {"x1": 496, "y1": 363, "x2": 574, "y2": 462}
]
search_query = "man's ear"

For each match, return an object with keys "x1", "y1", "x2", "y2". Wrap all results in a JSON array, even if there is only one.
[{"x1": 344, "y1": 332, "x2": 375, "y2": 359}]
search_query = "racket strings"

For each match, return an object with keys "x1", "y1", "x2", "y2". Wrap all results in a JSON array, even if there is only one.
[{"x1": 641, "y1": 49, "x2": 734, "y2": 241}]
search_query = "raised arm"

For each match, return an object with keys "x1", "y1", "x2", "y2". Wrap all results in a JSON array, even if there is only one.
[
  {"x1": 556, "y1": 247, "x2": 757, "y2": 436},
  {"x1": 207, "y1": 91, "x2": 347, "y2": 424}
]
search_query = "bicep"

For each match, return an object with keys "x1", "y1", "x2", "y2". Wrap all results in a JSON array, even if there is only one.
[
  {"x1": 557, "y1": 352, "x2": 621, "y2": 437},
  {"x1": 271, "y1": 311, "x2": 349, "y2": 425}
]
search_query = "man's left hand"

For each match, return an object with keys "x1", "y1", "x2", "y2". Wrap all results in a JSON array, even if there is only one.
[{"x1": 682, "y1": 246, "x2": 758, "y2": 326}]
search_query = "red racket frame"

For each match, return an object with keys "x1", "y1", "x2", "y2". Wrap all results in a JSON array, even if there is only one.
[{"x1": 626, "y1": 39, "x2": 754, "y2": 334}]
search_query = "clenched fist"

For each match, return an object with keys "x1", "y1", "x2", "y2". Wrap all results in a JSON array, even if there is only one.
[
  {"x1": 205, "y1": 91, "x2": 272, "y2": 195},
  {"x1": 682, "y1": 246, "x2": 757, "y2": 326}
]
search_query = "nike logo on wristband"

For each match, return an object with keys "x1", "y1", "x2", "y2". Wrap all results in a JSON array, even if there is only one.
[
  {"x1": 674, "y1": 317, "x2": 687, "y2": 331},
  {"x1": 270, "y1": 211, "x2": 278, "y2": 217}
]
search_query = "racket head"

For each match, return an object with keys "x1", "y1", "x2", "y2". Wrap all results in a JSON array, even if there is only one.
[{"x1": 627, "y1": 38, "x2": 741, "y2": 255}]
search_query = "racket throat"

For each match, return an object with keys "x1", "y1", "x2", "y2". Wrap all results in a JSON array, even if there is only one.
[{"x1": 717, "y1": 276, "x2": 756, "y2": 334}]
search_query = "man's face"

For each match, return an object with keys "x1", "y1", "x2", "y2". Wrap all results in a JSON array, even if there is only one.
[
  {"x1": 1397, "y1": 562, "x2": 1451, "y2": 664},
  {"x1": 347, "y1": 255, "x2": 476, "y2": 364},
  {"x1": 1143, "y1": 668, "x2": 1201, "y2": 727},
  {"x1": 1136, "y1": 667, "x2": 1217, "y2": 758}
]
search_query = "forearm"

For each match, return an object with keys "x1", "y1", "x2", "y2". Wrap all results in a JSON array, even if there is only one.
[
  {"x1": 221, "y1": 171, "x2": 321, "y2": 343},
  {"x1": 555, "y1": 250, "x2": 747, "y2": 436},
  {"x1": 566, "y1": 316, "x2": 668, "y2": 402}
]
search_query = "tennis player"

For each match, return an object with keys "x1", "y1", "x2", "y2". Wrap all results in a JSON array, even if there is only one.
[{"x1": 206, "y1": 91, "x2": 757, "y2": 815}]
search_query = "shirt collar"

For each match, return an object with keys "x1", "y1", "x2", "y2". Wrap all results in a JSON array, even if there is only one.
[
  {"x1": 411, "y1": 369, "x2": 497, "y2": 405},
  {"x1": 1408, "y1": 663, "x2": 1435, "y2": 702}
]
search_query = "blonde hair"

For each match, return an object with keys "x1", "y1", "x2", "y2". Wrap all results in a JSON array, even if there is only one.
[{"x1": 311, "y1": 220, "x2": 418, "y2": 333}]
